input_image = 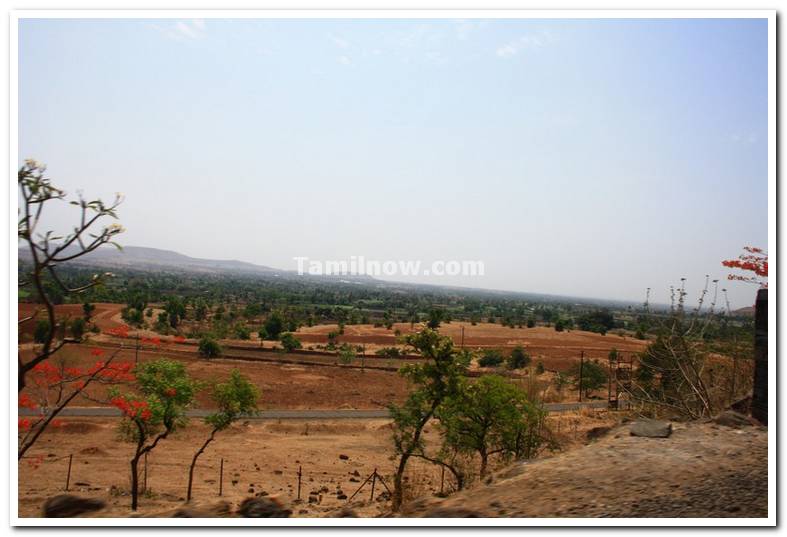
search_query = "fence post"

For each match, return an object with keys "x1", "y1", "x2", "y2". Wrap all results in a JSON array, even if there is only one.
[
  {"x1": 65, "y1": 454, "x2": 73, "y2": 491},
  {"x1": 752, "y1": 289, "x2": 768, "y2": 424},
  {"x1": 297, "y1": 465, "x2": 302, "y2": 501},
  {"x1": 219, "y1": 458, "x2": 224, "y2": 496}
]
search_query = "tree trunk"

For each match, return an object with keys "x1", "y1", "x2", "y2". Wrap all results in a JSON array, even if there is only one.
[
  {"x1": 130, "y1": 453, "x2": 141, "y2": 511},
  {"x1": 392, "y1": 452, "x2": 411, "y2": 512},
  {"x1": 479, "y1": 450, "x2": 488, "y2": 479},
  {"x1": 187, "y1": 429, "x2": 217, "y2": 502}
]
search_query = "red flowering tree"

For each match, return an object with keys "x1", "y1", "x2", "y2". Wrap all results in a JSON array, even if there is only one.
[
  {"x1": 18, "y1": 160, "x2": 123, "y2": 393},
  {"x1": 18, "y1": 348, "x2": 134, "y2": 460},
  {"x1": 110, "y1": 359, "x2": 199, "y2": 511},
  {"x1": 722, "y1": 246, "x2": 768, "y2": 288}
]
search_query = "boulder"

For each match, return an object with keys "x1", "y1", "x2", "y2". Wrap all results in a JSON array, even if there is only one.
[
  {"x1": 237, "y1": 496, "x2": 292, "y2": 518},
  {"x1": 586, "y1": 426, "x2": 612, "y2": 441},
  {"x1": 630, "y1": 419, "x2": 672, "y2": 438},
  {"x1": 42, "y1": 494, "x2": 106, "y2": 518},
  {"x1": 713, "y1": 410, "x2": 756, "y2": 428},
  {"x1": 170, "y1": 501, "x2": 231, "y2": 518}
]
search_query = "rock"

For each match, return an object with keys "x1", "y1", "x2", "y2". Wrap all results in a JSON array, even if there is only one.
[
  {"x1": 308, "y1": 496, "x2": 318, "y2": 504},
  {"x1": 237, "y1": 497, "x2": 292, "y2": 518},
  {"x1": 337, "y1": 494, "x2": 347, "y2": 500},
  {"x1": 713, "y1": 411, "x2": 755, "y2": 428},
  {"x1": 630, "y1": 419, "x2": 672, "y2": 438},
  {"x1": 339, "y1": 454, "x2": 349, "y2": 460},
  {"x1": 419, "y1": 506, "x2": 482, "y2": 517},
  {"x1": 171, "y1": 501, "x2": 231, "y2": 518},
  {"x1": 42, "y1": 495, "x2": 106, "y2": 517},
  {"x1": 334, "y1": 506, "x2": 358, "y2": 517},
  {"x1": 587, "y1": 426, "x2": 612, "y2": 441}
]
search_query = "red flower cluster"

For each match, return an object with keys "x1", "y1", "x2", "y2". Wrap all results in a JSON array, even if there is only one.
[
  {"x1": 90, "y1": 348, "x2": 105, "y2": 357},
  {"x1": 18, "y1": 418, "x2": 31, "y2": 431},
  {"x1": 105, "y1": 325, "x2": 130, "y2": 338},
  {"x1": 173, "y1": 336, "x2": 186, "y2": 343},
  {"x1": 722, "y1": 246, "x2": 768, "y2": 287},
  {"x1": 164, "y1": 387, "x2": 177, "y2": 397},
  {"x1": 18, "y1": 394, "x2": 37, "y2": 410},
  {"x1": 110, "y1": 396, "x2": 152, "y2": 421},
  {"x1": 142, "y1": 336, "x2": 162, "y2": 346}
]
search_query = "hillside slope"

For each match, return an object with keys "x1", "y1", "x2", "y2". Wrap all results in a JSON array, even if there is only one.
[{"x1": 401, "y1": 419, "x2": 768, "y2": 518}]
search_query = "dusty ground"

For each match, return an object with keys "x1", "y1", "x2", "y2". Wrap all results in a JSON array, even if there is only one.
[
  {"x1": 18, "y1": 409, "x2": 618, "y2": 519},
  {"x1": 18, "y1": 418, "x2": 397, "y2": 518},
  {"x1": 19, "y1": 345, "x2": 412, "y2": 410},
  {"x1": 297, "y1": 322, "x2": 647, "y2": 367},
  {"x1": 403, "y1": 420, "x2": 769, "y2": 518}
]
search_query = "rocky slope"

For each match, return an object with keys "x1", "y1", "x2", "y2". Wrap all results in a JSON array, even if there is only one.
[{"x1": 401, "y1": 416, "x2": 768, "y2": 518}]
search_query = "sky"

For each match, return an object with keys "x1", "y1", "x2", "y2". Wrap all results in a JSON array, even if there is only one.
[{"x1": 18, "y1": 17, "x2": 769, "y2": 308}]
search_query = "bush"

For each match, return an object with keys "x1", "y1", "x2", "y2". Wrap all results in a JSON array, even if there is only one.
[
  {"x1": 198, "y1": 337, "x2": 222, "y2": 358},
  {"x1": 279, "y1": 332, "x2": 302, "y2": 353},
  {"x1": 234, "y1": 325, "x2": 251, "y2": 340},
  {"x1": 535, "y1": 361, "x2": 545, "y2": 375},
  {"x1": 526, "y1": 318, "x2": 536, "y2": 328},
  {"x1": 506, "y1": 346, "x2": 531, "y2": 370},
  {"x1": 478, "y1": 349, "x2": 504, "y2": 368},
  {"x1": 70, "y1": 317, "x2": 86, "y2": 341},
  {"x1": 376, "y1": 347, "x2": 402, "y2": 358},
  {"x1": 33, "y1": 320, "x2": 50, "y2": 343}
]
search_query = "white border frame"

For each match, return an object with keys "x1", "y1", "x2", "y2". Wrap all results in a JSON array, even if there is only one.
[{"x1": 9, "y1": 8, "x2": 776, "y2": 527}]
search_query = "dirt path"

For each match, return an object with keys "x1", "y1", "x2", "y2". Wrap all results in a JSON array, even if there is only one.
[{"x1": 402, "y1": 420, "x2": 768, "y2": 518}]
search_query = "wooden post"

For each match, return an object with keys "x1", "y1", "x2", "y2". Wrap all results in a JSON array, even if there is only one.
[
  {"x1": 440, "y1": 466, "x2": 445, "y2": 495},
  {"x1": 65, "y1": 454, "x2": 73, "y2": 491},
  {"x1": 297, "y1": 465, "x2": 302, "y2": 501},
  {"x1": 219, "y1": 458, "x2": 224, "y2": 496},
  {"x1": 370, "y1": 468, "x2": 377, "y2": 501},
  {"x1": 752, "y1": 289, "x2": 768, "y2": 424}
]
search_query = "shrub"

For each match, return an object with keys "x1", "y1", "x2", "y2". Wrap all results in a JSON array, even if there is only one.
[
  {"x1": 478, "y1": 349, "x2": 504, "y2": 368},
  {"x1": 376, "y1": 347, "x2": 402, "y2": 358},
  {"x1": 506, "y1": 346, "x2": 531, "y2": 369},
  {"x1": 33, "y1": 320, "x2": 50, "y2": 344},
  {"x1": 280, "y1": 332, "x2": 302, "y2": 353},
  {"x1": 198, "y1": 337, "x2": 222, "y2": 358}
]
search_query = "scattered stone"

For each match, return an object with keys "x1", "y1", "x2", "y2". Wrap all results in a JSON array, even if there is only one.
[
  {"x1": 339, "y1": 454, "x2": 349, "y2": 460},
  {"x1": 630, "y1": 419, "x2": 672, "y2": 438},
  {"x1": 308, "y1": 496, "x2": 318, "y2": 504},
  {"x1": 42, "y1": 495, "x2": 106, "y2": 518},
  {"x1": 237, "y1": 497, "x2": 292, "y2": 518},
  {"x1": 337, "y1": 494, "x2": 347, "y2": 500}
]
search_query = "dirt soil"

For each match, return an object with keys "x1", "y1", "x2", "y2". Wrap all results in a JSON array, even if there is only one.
[
  {"x1": 18, "y1": 418, "x2": 398, "y2": 518},
  {"x1": 402, "y1": 420, "x2": 768, "y2": 518},
  {"x1": 19, "y1": 345, "x2": 411, "y2": 410}
]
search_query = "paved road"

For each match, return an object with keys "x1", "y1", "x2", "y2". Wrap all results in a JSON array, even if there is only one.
[{"x1": 19, "y1": 401, "x2": 614, "y2": 419}]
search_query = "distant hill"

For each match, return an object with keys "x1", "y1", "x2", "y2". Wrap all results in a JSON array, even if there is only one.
[
  {"x1": 20, "y1": 245, "x2": 287, "y2": 276},
  {"x1": 732, "y1": 306, "x2": 755, "y2": 317}
]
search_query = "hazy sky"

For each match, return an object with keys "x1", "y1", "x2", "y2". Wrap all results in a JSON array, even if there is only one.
[{"x1": 18, "y1": 17, "x2": 768, "y2": 308}]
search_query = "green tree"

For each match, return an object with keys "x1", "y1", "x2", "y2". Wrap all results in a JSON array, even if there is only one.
[
  {"x1": 568, "y1": 359, "x2": 608, "y2": 398},
  {"x1": 280, "y1": 332, "x2": 302, "y2": 353},
  {"x1": 82, "y1": 302, "x2": 95, "y2": 322},
  {"x1": 439, "y1": 375, "x2": 548, "y2": 477},
  {"x1": 69, "y1": 317, "x2": 86, "y2": 341},
  {"x1": 110, "y1": 360, "x2": 198, "y2": 510},
  {"x1": 389, "y1": 329, "x2": 469, "y2": 511},
  {"x1": 264, "y1": 311, "x2": 285, "y2": 340},
  {"x1": 186, "y1": 370, "x2": 259, "y2": 501},
  {"x1": 427, "y1": 308, "x2": 444, "y2": 330},
  {"x1": 198, "y1": 337, "x2": 222, "y2": 358},
  {"x1": 526, "y1": 318, "x2": 536, "y2": 328},
  {"x1": 506, "y1": 346, "x2": 531, "y2": 370}
]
